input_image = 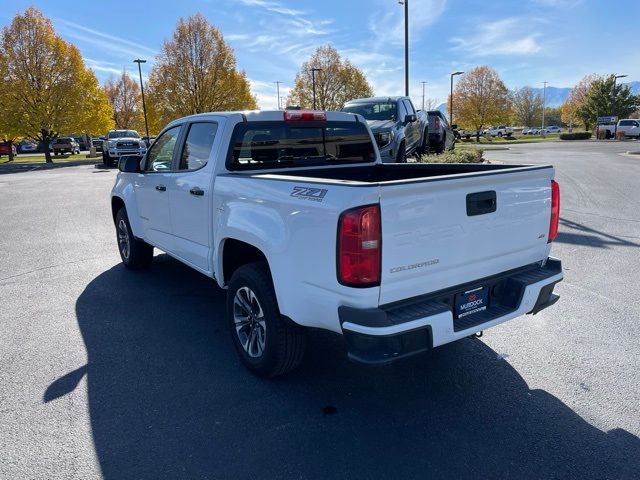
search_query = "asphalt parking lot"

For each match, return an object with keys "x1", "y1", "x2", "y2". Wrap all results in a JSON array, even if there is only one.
[{"x1": 1, "y1": 140, "x2": 639, "y2": 479}]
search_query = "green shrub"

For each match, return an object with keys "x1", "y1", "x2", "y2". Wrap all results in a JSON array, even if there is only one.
[
  {"x1": 560, "y1": 132, "x2": 592, "y2": 140},
  {"x1": 418, "y1": 149, "x2": 484, "y2": 164}
]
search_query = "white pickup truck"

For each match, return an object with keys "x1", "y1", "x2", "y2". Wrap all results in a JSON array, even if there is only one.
[{"x1": 111, "y1": 110, "x2": 563, "y2": 377}]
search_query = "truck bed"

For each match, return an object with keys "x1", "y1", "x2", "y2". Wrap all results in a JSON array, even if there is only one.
[{"x1": 243, "y1": 163, "x2": 551, "y2": 185}]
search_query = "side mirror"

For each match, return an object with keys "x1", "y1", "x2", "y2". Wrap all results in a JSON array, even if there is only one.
[
  {"x1": 405, "y1": 114, "x2": 417, "y2": 124},
  {"x1": 451, "y1": 124, "x2": 458, "y2": 130},
  {"x1": 119, "y1": 155, "x2": 142, "y2": 173}
]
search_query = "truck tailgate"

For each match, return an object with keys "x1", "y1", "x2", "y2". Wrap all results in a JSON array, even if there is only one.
[{"x1": 379, "y1": 167, "x2": 554, "y2": 305}]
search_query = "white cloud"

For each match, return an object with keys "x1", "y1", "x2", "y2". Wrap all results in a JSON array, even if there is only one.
[
  {"x1": 368, "y1": 0, "x2": 447, "y2": 47},
  {"x1": 249, "y1": 78, "x2": 291, "y2": 110},
  {"x1": 532, "y1": 0, "x2": 583, "y2": 6},
  {"x1": 450, "y1": 18, "x2": 542, "y2": 56},
  {"x1": 54, "y1": 18, "x2": 157, "y2": 60}
]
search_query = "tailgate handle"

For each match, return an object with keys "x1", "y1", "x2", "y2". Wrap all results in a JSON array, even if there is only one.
[{"x1": 466, "y1": 191, "x2": 496, "y2": 216}]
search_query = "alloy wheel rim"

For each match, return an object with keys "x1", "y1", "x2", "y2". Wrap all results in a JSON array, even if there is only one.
[
  {"x1": 233, "y1": 286, "x2": 266, "y2": 358},
  {"x1": 117, "y1": 219, "x2": 130, "y2": 261}
]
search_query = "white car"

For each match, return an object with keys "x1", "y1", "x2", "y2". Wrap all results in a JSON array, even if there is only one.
[
  {"x1": 616, "y1": 119, "x2": 640, "y2": 138},
  {"x1": 543, "y1": 126, "x2": 562, "y2": 134},
  {"x1": 110, "y1": 109, "x2": 563, "y2": 377},
  {"x1": 484, "y1": 125, "x2": 513, "y2": 137}
]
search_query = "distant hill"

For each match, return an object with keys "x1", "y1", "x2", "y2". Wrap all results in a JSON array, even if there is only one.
[{"x1": 438, "y1": 81, "x2": 639, "y2": 113}]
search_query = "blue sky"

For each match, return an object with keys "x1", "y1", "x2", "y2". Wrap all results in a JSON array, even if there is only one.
[{"x1": 3, "y1": 0, "x2": 639, "y2": 109}]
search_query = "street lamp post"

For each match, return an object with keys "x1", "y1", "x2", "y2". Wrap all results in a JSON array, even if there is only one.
[
  {"x1": 541, "y1": 81, "x2": 547, "y2": 137},
  {"x1": 311, "y1": 68, "x2": 322, "y2": 109},
  {"x1": 133, "y1": 59, "x2": 149, "y2": 140},
  {"x1": 421, "y1": 81, "x2": 427, "y2": 110},
  {"x1": 398, "y1": 0, "x2": 409, "y2": 96},
  {"x1": 613, "y1": 74, "x2": 627, "y2": 137},
  {"x1": 274, "y1": 81, "x2": 282, "y2": 110},
  {"x1": 449, "y1": 71, "x2": 463, "y2": 125}
]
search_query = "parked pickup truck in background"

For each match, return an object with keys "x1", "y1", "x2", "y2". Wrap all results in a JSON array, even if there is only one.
[
  {"x1": 616, "y1": 119, "x2": 640, "y2": 138},
  {"x1": 103, "y1": 129, "x2": 147, "y2": 167},
  {"x1": 484, "y1": 126, "x2": 513, "y2": 137},
  {"x1": 342, "y1": 96, "x2": 428, "y2": 162},
  {"x1": 111, "y1": 109, "x2": 563, "y2": 377},
  {"x1": 426, "y1": 110, "x2": 455, "y2": 153},
  {"x1": 52, "y1": 137, "x2": 80, "y2": 155}
]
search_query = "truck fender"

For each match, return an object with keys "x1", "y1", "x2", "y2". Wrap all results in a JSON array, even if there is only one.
[
  {"x1": 213, "y1": 202, "x2": 287, "y2": 288},
  {"x1": 111, "y1": 182, "x2": 144, "y2": 239}
]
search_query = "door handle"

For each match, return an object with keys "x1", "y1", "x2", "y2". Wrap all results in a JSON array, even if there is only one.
[
  {"x1": 189, "y1": 187, "x2": 204, "y2": 196},
  {"x1": 155, "y1": 184, "x2": 166, "y2": 192}
]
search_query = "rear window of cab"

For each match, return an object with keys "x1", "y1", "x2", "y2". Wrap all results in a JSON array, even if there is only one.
[{"x1": 227, "y1": 120, "x2": 375, "y2": 170}]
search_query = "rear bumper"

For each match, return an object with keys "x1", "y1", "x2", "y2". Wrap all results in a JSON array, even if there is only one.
[{"x1": 339, "y1": 258, "x2": 563, "y2": 364}]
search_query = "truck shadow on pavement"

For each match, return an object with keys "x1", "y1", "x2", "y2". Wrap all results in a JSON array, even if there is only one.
[
  {"x1": 52, "y1": 255, "x2": 639, "y2": 479},
  {"x1": 557, "y1": 217, "x2": 640, "y2": 249}
]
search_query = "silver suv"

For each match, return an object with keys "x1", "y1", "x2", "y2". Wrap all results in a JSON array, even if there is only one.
[{"x1": 102, "y1": 129, "x2": 147, "y2": 167}]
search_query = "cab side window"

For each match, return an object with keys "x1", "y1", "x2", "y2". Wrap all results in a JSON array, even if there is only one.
[
  {"x1": 179, "y1": 122, "x2": 218, "y2": 171},
  {"x1": 145, "y1": 126, "x2": 181, "y2": 172}
]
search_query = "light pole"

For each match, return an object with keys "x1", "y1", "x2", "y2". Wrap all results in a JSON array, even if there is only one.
[
  {"x1": 449, "y1": 71, "x2": 463, "y2": 125},
  {"x1": 541, "y1": 81, "x2": 547, "y2": 137},
  {"x1": 133, "y1": 59, "x2": 149, "y2": 140},
  {"x1": 398, "y1": 0, "x2": 409, "y2": 96},
  {"x1": 421, "y1": 81, "x2": 427, "y2": 110},
  {"x1": 280, "y1": 96, "x2": 286, "y2": 109},
  {"x1": 274, "y1": 81, "x2": 282, "y2": 109},
  {"x1": 311, "y1": 68, "x2": 322, "y2": 109},
  {"x1": 613, "y1": 74, "x2": 626, "y2": 136}
]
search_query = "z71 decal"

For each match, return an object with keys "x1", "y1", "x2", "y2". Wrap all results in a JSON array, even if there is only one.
[{"x1": 290, "y1": 186, "x2": 328, "y2": 202}]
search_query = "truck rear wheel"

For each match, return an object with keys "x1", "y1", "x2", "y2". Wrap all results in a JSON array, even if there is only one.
[
  {"x1": 416, "y1": 128, "x2": 428, "y2": 156},
  {"x1": 115, "y1": 208, "x2": 153, "y2": 269},
  {"x1": 227, "y1": 262, "x2": 306, "y2": 377}
]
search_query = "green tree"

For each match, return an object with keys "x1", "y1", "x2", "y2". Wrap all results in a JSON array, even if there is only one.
[
  {"x1": 450, "y1": 66, "x2": 511, "y2": 141},
  {"x1": 577, "y1": 75, "x2": 638, "y2": 128},
  {"x1": 287, "y1": 45, "x2": 374, "y2": 110},
  {"x1": 511, "y1": 87, "x2": 543, "y2": 127},
  {"x1": 561, "y1": 74, "x2": 598, "y2": 130},
  {"x1": 0, "y1": 7, "x2": 114, "y2": 162},
  {"x1": 544, "y1": 107, "x2": 563, "y2": 128},
  {"x1": 147, "y1": 13, "x2": 257, "y2": 127}
]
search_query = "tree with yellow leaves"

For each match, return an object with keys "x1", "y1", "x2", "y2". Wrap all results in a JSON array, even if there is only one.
[
  {"x1": 287, "y1": 46, "x2": 374, "y2": 111},
  {"x1": 0, "y1": 7, "x2": 114, "y2": 162},
  {"x1": 449, "y1": 66, "x2": 511, "y2": 141},
  {"x1": 104, "y1": 70, "x2": 145, "y2": 131},
  {"x1": 561, "y1": 74, "x2": 599, "y2": 131},
  {"x1": 147, "y1": 14, "x2": 257, "y2": 127}
]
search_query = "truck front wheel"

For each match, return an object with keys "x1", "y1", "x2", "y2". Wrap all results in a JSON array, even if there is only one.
[
  {"x1": 227, "y1": 262, "x2": 306, "y2": 377},
  {"x1": 396, "y1": 141, "x2": 406, "y2": 163},
  {"x1": 115, "y1": 208, "x2": 153, "y2": 269}
]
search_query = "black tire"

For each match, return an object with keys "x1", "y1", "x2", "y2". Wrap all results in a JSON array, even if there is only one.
[
  {"x1": 115, "y1": 208, "x2": 153, "y2": 269},
  {"x1": 435, "y1": 134, "x2": 445, "y2": 154},
  {"x1": 227, "y1": 262, "x2": 306, "y2": 378},
  {"x1": 416, "y1": 129, "x2": 428, "y2": 156},
  {"x1": 396, "y1": 141, "x2": 407, "y2": 163},
  {"x1": 498, "y1": 132, "x2": 503, "y2": 137}
]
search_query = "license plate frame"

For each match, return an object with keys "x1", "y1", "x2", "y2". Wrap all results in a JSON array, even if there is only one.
[{"x1": 454, "y1": 286, "x2": 489, "y2": 319}]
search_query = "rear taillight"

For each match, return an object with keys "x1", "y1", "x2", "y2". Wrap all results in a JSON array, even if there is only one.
[
  {"x1": 284, "y1": 110, "x2": 326, "y2": 122},
  {"x1": 337, "y1": 205, "x2": 381, "y2": 287},
  {"x1": 549, "y1": 180, "x2": 560, "y2": 242},
  {"x1": 434, "y1": 117, "x2": 440, "y2": 130}
]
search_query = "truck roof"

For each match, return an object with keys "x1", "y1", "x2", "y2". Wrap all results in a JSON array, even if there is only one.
[
  {"x1": 345, "y1": 96, "x2": 408, "y2": 104},
  {"x1": 166, "y1": 110, "x2": 361, "y2": 127}
]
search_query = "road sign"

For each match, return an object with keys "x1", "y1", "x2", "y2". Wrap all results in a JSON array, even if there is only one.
[{"x1": 597, "y1": 116, "x2": 617, "y2": 125}]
